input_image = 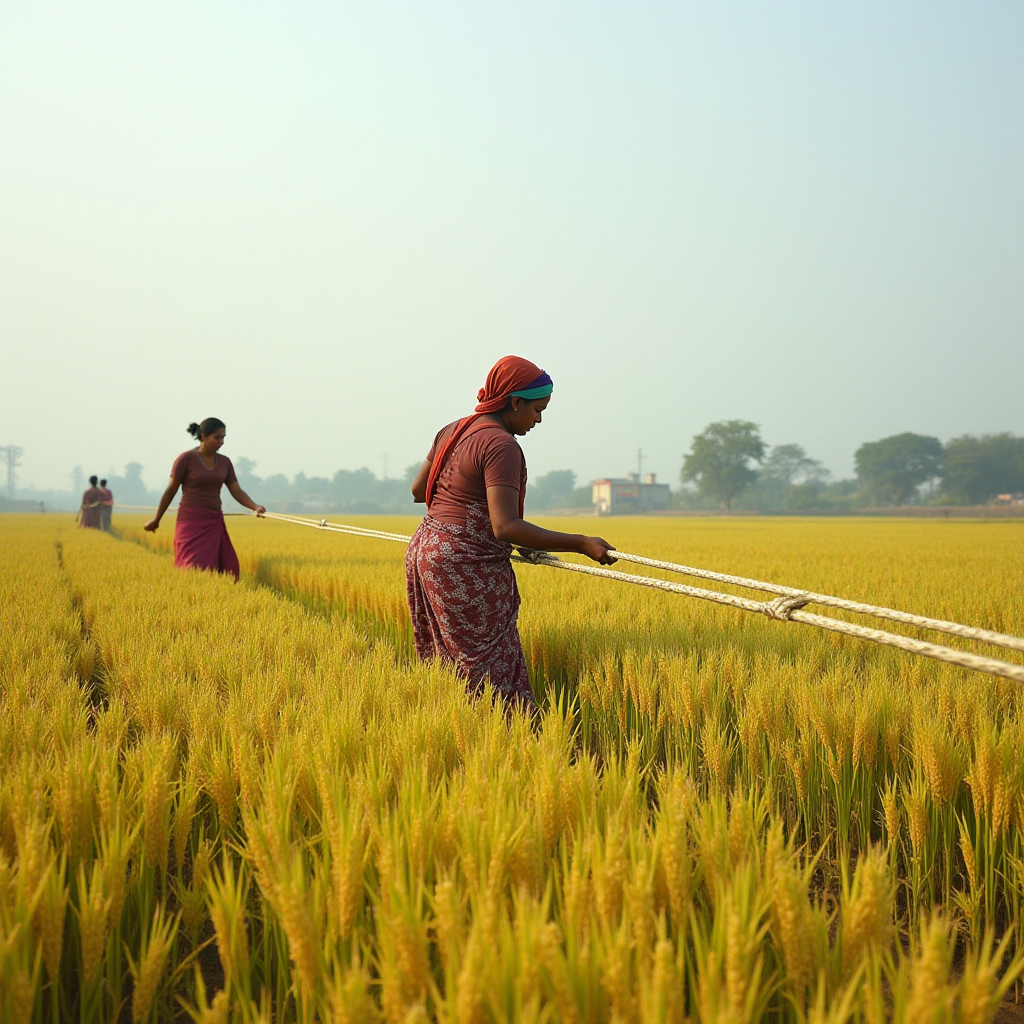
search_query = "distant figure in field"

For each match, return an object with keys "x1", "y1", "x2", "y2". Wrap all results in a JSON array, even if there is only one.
[
  {"x1": 144, "y1": 418, "x2": 265, "y2": 579},
  {"x1": 79, "y1": 475, "x2": 104, "y2": 530},
  {"x1": 99, "y1": 478, "x2": 114, "y2": 531},
  {"x1": 407, "y1": 355, "x2": 616, "y2": 711}
]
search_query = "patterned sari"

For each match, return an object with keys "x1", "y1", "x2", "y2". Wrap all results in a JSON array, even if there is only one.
[{"x1": 405, "y1": 502, "x2": 535, "y2": 710}]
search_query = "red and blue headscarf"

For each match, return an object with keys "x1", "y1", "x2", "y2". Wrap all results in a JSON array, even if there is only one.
[{"x1": 427, "y1": 355, "x2": 553, "y2": 517}]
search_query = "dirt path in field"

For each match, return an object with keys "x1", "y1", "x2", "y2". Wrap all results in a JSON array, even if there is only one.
[{"x1": 55, "y1": 537, "x2": 109, "y2": 715}]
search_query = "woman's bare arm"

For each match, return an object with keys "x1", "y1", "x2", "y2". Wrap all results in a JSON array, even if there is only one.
[
  {"x1": 227, "y1": 480, "x2": 266, "y2": 516},
  {"x1": 486, "y1": 485, "x2": 616, "y2": 563},
  {"x1": 144, "y1": 479, "x2": 181, "y2": 532},
  {"x1": 411, "y1": 459, "x2": 431, "y2": 503}
]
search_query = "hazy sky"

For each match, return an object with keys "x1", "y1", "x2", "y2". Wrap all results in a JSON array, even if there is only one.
[{"x1": 2, "y1": 3, "x2": 1022, "y2": 494}]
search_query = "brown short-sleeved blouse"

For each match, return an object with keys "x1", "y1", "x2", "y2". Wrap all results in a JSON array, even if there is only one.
[
  {"x1": 426, "y1": 419, "x2": 526, "y2": 525},
  {"x1": 171, "y1": 450, "x2": 237, "y2": 518}
]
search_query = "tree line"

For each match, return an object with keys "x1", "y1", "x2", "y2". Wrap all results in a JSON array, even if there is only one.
[
  {"x1": 12, "y1": 426, "x2": 1023, "y2": 514},
  {"x1": 676, "y1": 421, "x2": 1024, "y2": 512}
]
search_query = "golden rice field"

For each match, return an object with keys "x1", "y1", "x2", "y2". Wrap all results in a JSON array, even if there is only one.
[{"x1": 3, "y1": 511, "x2": 1024, "y2": 1024}]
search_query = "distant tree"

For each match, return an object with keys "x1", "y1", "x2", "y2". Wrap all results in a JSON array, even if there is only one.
[
  {"x1": 304, "y1": 476, "x2": 333, "y2": 505},
  {"x1": 942, "y1": 433, "x2": 1024, "y2": 504},
  {"x1": 742, "y1": 444, "x2": 831, "y2": 511},
  {"x1": 854, "y1": 433, "x2": 943, "y2": 506},
  {"x1": 234, "y1": 456, "x2": 262, "y2": 490},
  {"x1": 569, "y1": 484, "x2": 594, "y2": 508},
  {"x1": 761, "y1": 444, "x2": 830, "y2": 487},
  {"x1": 681, "y1": 420, "x2": 766, "y2": 511},
  {"x1": 262, "y1": 474, "x2": 291, "y2": 505},
  {"x1": 527, "y1": 470, "x2": 577, "y2": 511},
  {"x1": 332, "y1": 468, "x2": 374, "y2": 503},
  {"x1": 116, "y1": 462, "x2": 151, "y2": 505}
]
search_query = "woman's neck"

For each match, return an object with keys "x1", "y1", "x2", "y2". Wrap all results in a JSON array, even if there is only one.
[{"x1": 486, "y1": 411, "x2": 513, "y2": 433}]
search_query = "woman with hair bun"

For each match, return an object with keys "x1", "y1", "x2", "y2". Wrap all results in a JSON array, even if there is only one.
[
  {"x1": 144, "y1": 417, "x2": 265, "y2": 579},
  {"x1": 407, "y1": 355, "x2": 616, "y2": 711}
]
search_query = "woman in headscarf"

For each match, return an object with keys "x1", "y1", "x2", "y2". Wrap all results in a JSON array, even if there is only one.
[
  {"x1": 144, "y1": 417, "x2": 265, "y2": 579},
  {"x1": 407, "y1": 356, "x2": 615, "y2": 711},
  {"x1": 79, "y1": 475, "x2": 104, "y2": 530}
]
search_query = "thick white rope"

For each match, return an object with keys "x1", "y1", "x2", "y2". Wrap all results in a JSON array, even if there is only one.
[
  {"x1": 250, "y1": 512, "x2": 1024, "y2": 684},
  {"x1": 605, "y1": 550, "x2": 1024, "y2": 655},
  {"x1": 511, "y1": 550, "x2": 1024, "y2": 684},
  {"x1": 114, "y1": 507, "x2": 1024, "y2": 683},
  {"x1": 259, "y1": 511, "x2": 414, "y2": 543}
]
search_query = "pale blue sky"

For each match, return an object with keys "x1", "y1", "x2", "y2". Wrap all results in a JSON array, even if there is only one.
[{"x1": 2, "y1": 3, "x2": 1022, "y2": 493}]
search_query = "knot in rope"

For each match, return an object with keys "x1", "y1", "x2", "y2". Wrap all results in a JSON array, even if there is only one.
[
  {"x1": 763, "y1": 594, "x2": 812, "y2": 621},
  {"x1": 515, "y1": 547, "x2": 549, "y2": 564}
]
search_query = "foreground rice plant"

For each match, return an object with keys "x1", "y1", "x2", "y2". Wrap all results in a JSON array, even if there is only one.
[{"x1": 3, "y1": 512, "x2": 1024, "y2": 1022}]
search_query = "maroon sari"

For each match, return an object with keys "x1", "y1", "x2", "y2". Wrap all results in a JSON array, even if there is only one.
[
  {"x1": 173, "y1": 511, "x2": 240, "y2": 579},
  {"x1": 79, "y1": 487, "x2": 104, "y2": 530},
  {"x1": 406, "y1": 502, "x2": 534, "y2": 710}
]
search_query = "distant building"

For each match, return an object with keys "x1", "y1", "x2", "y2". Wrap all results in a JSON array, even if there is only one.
[
  {"x1": 0, "y1": 496, "x2": 39, "y2": 513},
  {"x1": 592, "y1": 473, "x2": 671, "y2": 515}
]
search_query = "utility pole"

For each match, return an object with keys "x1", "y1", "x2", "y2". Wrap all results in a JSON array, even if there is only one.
[
  {"x1": 636, "y1": 447, "x2": 644, "y2": 479},
  {"x1": 0, "y1": 445, "x2": 23, "y2": 500}
]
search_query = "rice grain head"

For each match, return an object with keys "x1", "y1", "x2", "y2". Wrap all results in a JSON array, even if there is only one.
[
  {"x1": 130, "y1": 904, "x2": 180, "y2": 1024},
  {"x1": 881, "y1": 778, "x2": 900, "y2": 848},
  {"x1": 956, "y1": 927, "x2": 1023, "y2": 1024},
  {"x1": 275, "y1": 851, "x2": 321, "y2": 998},
  {"x1": 766, "y1": 830, "x2": 813, "y2": 1004},
  {"x1": 327, "y1": 952, "x2": 377, "y2": 1024},
  {"x1": 207, "y1": 856, "x2": 251, "y2": 983},
  {"x1": 904, "y1": 912, "x2": 954, "y2": 1024},
  {"x1": 34, "y1": 854, "x2": 68, "y2": 981},
  {"x1": 957, "y1": 816, "x2": 978, "y2": 893},
  {"x1": 75, "y1": 861, "x2": 111, "y2": 986},
  {"x1": 841, "y1": 847, "x2": 893, "y2": 975}
]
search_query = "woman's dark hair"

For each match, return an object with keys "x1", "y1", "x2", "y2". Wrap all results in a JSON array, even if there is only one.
[
  {"x1": 89, "y1": 475, "x2": 98, "y2": 486},
  {"x1": 187, "y1": 417, "x2": 226, "y2": 440}
]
